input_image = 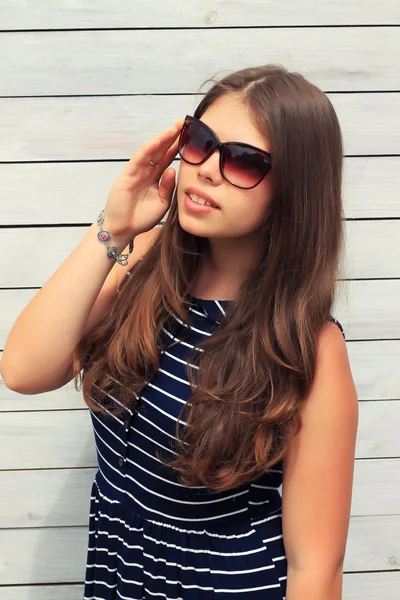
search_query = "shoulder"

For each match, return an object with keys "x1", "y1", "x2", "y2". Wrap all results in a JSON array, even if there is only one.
[
  {"x1": 318, "y1": 318, "x2": 348, "y2": 371},
  {"x1": 310, "y1": 318, "x2": 352, "y2": 402},
  {"x1": 283, "y1": 318, "x2": 357, "y2": 473},
  {"x1": 326, "y1": 315, "x2": 345, "y2": 340},
  {"x1": 294, "y1": 318, "x2": 358, "y2": 460},
  {"x1": 281, "y1": 319, "x2": 358, "y2": 570}
]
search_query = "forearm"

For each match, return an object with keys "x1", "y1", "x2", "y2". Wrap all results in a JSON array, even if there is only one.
[
  {"x1": 1, "y1": 220, "x2": 133, "y2": 392},
  {"x1": 285, "y1": 565, "x2": 343, "y2": 600}
]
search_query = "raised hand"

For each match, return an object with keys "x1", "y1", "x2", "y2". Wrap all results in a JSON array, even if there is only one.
[{"x1": 102, "y1": 116, "x2": 185, "y2": 238}]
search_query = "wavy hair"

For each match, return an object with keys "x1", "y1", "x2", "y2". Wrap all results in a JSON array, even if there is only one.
[{"x1": 73, "y1": 64, "x2": 346, "y2": 493}]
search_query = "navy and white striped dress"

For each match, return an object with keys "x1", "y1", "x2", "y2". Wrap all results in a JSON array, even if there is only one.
[{"x1": 83, "y1": 262, "x2": 345, "y2": 600}]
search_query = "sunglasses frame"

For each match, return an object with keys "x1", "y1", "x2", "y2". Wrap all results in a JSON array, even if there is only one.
[{"x1": 178, "y1": 115, "x2": 272, "y2": 190}]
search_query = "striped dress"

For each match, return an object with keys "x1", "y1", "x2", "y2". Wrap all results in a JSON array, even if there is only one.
[{"x1": 83, "y1": 262, "x2": 345, "y2": 600}]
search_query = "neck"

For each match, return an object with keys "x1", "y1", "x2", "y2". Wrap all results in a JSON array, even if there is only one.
[{"x1": 193, "y1": 231, "x2": 264, "y2": 299}]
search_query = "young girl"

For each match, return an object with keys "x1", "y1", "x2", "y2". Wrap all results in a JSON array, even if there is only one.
[{"x1": 1, "y1": 64, "x2": 358, "y2": 599}]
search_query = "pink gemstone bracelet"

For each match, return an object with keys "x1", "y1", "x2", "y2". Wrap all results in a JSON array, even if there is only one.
[{"x1": 96, "y1": 209, "x2": 134, "y2": 266}]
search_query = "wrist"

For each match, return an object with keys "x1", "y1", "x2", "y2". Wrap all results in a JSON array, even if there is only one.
[
  {"x1": 91, "y1": 221, "x2": 131, "y2": 251},
  {"x1": 98, "y1": 217, "x2": 136, "y2": 247},
  {"x1": 102, "y1": 228, "x2": 135, "y2": 252},
  {"x1": 94, "y1": 210, "x2": 136, "y2": 266}
]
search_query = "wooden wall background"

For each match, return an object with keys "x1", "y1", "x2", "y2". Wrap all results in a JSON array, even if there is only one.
[{"x1": 1, "y1": 1, "x2": 399, "y2": 598}]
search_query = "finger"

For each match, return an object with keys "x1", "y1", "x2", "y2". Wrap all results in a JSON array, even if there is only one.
[
  {"x1": 151, "y1": 136, "x2": 181, "y2": 174},
  {"x1": 143, "y1": 119, "x2": 184, "y2": 166},
  {"x1": 157, "y1": 167, "x2": 176, "y2": 206},
  {"x1": 124, "y1": 118, "x2": 185, "y2": 175},
  {"x1": 126, "y1": 127, "x2": 181, "y2": 181}
]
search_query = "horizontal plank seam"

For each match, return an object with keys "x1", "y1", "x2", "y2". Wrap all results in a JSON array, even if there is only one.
[
  {"x1": 1, "y1": 24, "x2": 400, "y2": 32},
  {"x1": 0, "y1": 581, "x2": 85, "y2": 587},
  {"x1": 1, "y1": 91, "x2": 400, "y2": 100},
  {"x1": 1, "y1": 457, "x2": 398, "y2": 474},
  {"x1": 2, "y1": 154, "x2": 400, "y2": 165}
]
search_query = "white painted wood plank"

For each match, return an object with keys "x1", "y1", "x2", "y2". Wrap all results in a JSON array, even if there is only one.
[
  {"x1": 2, "y1": 0, "x2": 399, "y2": 29},
  {"x1": 1, "y1": 339, "x2": 399, "y2": 412},
  {"x1": 345, "y1": 515, "x2": 400, "y2": 572},
  {"x1": 0, "y1": 585, "x2": 84, "y2": 600},
  {"x1": 350, "y1": 459, "x2": 400, "y2": 516},
  {"x1": 0, "y1": 410, "x2": 97, "y2": 470},
  {"x1": 346, "y1": 341, "x2": 400, "y2": 401},
  {"x1": 1, "y1": 28, "x2": 399, "y2": 95},
  {"x1": 0, "y1": 94, "x2": 398, "y2": 163},
  {"x1": 1, "y1": 516, "x2": 399, "y2": 584},
  {"x1": 1, "y1": 458, "x2": 398, "y2": 528},
  {"x1": 333, "y1": 93, "x2": 400, "y2": 155},
  {"x1": 342, "y1": 157, "x2": 400, "y2": 219},
  {"x1": 0, "y1": 229, "x2": 88, "y2": 289},
  {"x1": 336, "y1": 279, "x2": 400, "y2": 340},
  {"x1": 0, "y1": 222, "x2": 399, "y2": 290},
  {"x1": 2, "y1": 573, "x2": 400, "y2": 600},
  {"x1": 343, "y1": 220, "x2": 400, "y2": 278},
  {"x1": 355, "y1": 401, "x2": 400, "y2": 458},
  {"x1": 0, "y1": 401, "x2": 398, "y2": 470},
  {"x1": 1, "y1": 280, "x2": 400, "y2": 403},
  {"x1": 0, "y1": 527, "x2": 88, "y2": 585},
  {"x1": 1, "y1": 157, "x2": 398, "y2": 226},
  {"x1": 0, "y1": 468, "x2": 96, "y2": 528},
  {"x1": 0, "y1": 9, "x2": 397, "y2": 597},
  {"x1": 343, "y1": 573, "x2": 400, "y2": 600}
]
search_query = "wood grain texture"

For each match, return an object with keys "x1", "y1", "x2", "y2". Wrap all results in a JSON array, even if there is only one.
[
  {"x1": 1, "y1": 94, "x2": 399, "y2": 163},
  {"x1": 1, "y1": 339, "x2": 399, "y2": 411},
  {"x1": 2, "y1": 573, "x2": 400, "y2": 600},
  {"x1": 1, "y1": 585, "x2": 84, "y2": 600},
  {"x1": 1, "y1": 516, "x2": 399, "y2": 585},
  {"x1": 0, "y1": 401, "x2": 398, "y2": 471},
  {"x1": 1, "y1": 458, "x2": 398, "y2": 529},
  {"x1": 0, "y1": 222, "x2": 399, "y2": 290},
  {"x1": 1, "y1": 157, "x2": 399, "y2": 226},
  {"x1": 2, "y1": 279, "x2": 400, "y2": 344},
  {"x1": 0, "y1": 410, "x2": 97, "y2": 470},
  {"x1": 0, "y1": 468, "x2": 96, "y2": 528},
  {"x1": 0, "y1": 5, "x2": 398, "y2": 597},
  {"x1": 1, "y1": 0, "x2": 399, "y2": 29},
  {"x1": 1, "y1": 573, "x2": 400, "y2": 600},
  {"x1": 1, "y1": 28, "x2": 399, "y2": 95}
]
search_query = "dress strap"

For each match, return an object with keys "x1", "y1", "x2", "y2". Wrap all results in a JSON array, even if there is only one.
[
  {"x1": 117, "y1": 268, "x2": 346, "y2": 342},
  {"x1": 327, "y1": 315, "x2": 345, "y2": 340}
]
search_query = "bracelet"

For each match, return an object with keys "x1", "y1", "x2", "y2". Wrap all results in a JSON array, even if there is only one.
[{"x1": 96, "y1": 209, "x2": 134, "y2": 267}]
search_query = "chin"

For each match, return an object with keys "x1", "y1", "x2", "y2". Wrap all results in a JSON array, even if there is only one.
[{"x1": 177, "y1": 213, "x2": 211, "y2": 238}]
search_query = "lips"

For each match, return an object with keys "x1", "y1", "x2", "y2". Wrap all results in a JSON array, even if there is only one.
[{"x1": 185, "y1": 186, "x2": 220, "y2": 209}]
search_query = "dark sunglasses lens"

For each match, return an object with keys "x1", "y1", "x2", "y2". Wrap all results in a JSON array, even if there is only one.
[
  {"x1": 222, "y1": 145, "x2": 270, "y2": 188},
  {"x1": 179, "y1": 120, "x2": 271, "y2": 188},
  {"x1": 179, "y1": 121, "x2": 213, "y2": 164}
]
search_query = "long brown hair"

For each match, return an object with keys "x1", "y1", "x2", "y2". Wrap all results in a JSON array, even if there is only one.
[{"x1": 73, "y1": 64, "x2": 346, "y2": 493}]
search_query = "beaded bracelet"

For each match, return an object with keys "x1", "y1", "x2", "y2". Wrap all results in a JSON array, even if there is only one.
[{"x1": 96, "y1": 209, "x2": 134, "y2": 266}]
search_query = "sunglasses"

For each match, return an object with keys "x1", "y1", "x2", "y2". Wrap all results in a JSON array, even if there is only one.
[{"x1": 178, "y1": 115, "x2": 272, "y2": 190}]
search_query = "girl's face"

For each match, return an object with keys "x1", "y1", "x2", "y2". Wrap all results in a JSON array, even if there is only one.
[{"x1": 176, "y1": 94, "x2": 273, "y2": 240}]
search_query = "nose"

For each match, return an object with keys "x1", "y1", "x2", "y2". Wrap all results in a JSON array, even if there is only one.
[{"x1": 196, "y1": 147, "x2": 222, "y2": 183}]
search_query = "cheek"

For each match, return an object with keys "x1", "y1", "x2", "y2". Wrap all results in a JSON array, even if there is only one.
[
  {"x1": 225, "y1": 185, "x2": 272, "y2": 233},
  {"x1": 175, "y1": 167, "x2": 272, "y2": 236}
]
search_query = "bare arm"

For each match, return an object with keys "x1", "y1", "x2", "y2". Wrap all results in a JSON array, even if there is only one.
[
  {"x1": 1, "y1": 116, "x2": 183, "y2": 396},
  {"x1": 282, "y1": 321, "x2": 359, "y2": 599},
  {"x1": 0, "y1": 222, "x2": 160, "y2": 395}
]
